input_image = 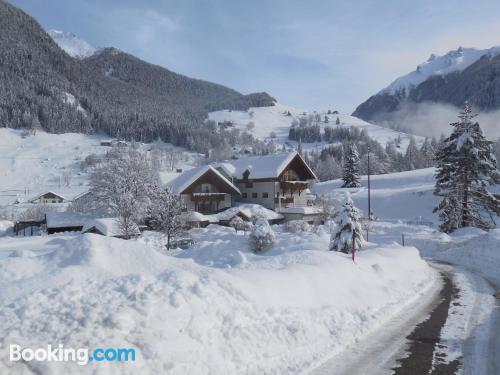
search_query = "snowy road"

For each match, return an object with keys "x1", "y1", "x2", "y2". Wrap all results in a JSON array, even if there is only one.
[
  {"x1": 310, "y1": 262, "x2": 500, "y2": 375},
  {"x1": 310, "y1": 265, "x2": 442, "y2": 375}
]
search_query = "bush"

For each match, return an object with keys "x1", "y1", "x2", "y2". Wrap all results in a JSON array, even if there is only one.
[
  {"x1": 249, "y1": 218, "x2": 275, "y2": 252},
  {"x1": 285, "y1": 220, "x2": 310, "y2": 233}
]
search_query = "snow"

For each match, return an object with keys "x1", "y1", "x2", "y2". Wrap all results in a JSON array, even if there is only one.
[
  {"x1": 0, "y1": 128, "x2": 193, "y2": 211},
  {"x1": 381, "y1": 46, "x2": 500, "y2": 95},
  {"x1": 209, "y1": 102, "x2": 424, "y2": 152},
  {"x1": 45, "y1": 212, "x2": 95, "y2": 229},
  {"x1": 313, "y1": 167, "x2": 439, "y2": 223},
  {"x1": 82, "y1": 217, "x2": 138, "y2": 237},
  {"x1": 48, "y1": 29, "x2": 97, "y2": 59},
  {"x1": 0, "y1": 222, "x2": 434, "y2": 374}
]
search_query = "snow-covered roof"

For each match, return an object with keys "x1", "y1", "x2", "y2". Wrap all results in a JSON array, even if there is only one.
[
  {"x1": 30, "y1": 191, "x2": 66, "y2": 202},
  {"x1": 279, "y1": 206, "x2": 323, "y2": 215},
  {"x1": 82, "y1": 217, "x2": 139, "y2": 237},
  {"x1": 216, "y1": 151, "x2": 317, "y2": 180},
  {"x1": 45, "y1": 212, "x2": 95, "y2": 228},
  {"x1": 168, "y1": 165, "x2": 240, "y2": 195},
  {"x1": 182, "y1": 204, "x2": 284, "y2": 224}
]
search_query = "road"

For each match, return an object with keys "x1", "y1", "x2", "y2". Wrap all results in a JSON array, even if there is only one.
[{"x1": 310, "y1": 262, "x2": 500, "y2": 375}]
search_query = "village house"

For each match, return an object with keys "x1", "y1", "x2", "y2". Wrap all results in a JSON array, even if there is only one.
[
  {"x1": 168, "y1": 152, "x2": 320, "y2": 221},
  {"x1": 29, "y1": 191, "x2": 65, "y2": 204}
]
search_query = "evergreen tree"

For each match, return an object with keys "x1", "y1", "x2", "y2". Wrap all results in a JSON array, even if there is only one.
[
  {"x1": 420, "y1": 137, "x2": 435, "y2": 168},
  {"x1": 342, "y1": 144, "x2": 361, "y2": 188},
  {"x1": 404, "y1": 136, "x2": 421, "y2": 170},
  {"x1": 433, "y1": 103, "x2": 500, "y2": 232},
  {"x1": 330, "y1": 195, "x2": 364, "y2": 253}
]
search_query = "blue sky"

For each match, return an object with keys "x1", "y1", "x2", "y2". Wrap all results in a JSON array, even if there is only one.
[{"x1": 10, "y1": 0, "x2": 500, "y2": 112}]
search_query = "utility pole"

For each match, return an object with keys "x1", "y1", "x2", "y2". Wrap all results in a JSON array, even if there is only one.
[{"x1": 367, "y1": 146, "x2": 371, "y2": 221}]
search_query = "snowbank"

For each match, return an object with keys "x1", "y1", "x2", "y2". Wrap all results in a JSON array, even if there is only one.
[{"x1": 0, "y1": 227, "x2": 434, "y2": 374}]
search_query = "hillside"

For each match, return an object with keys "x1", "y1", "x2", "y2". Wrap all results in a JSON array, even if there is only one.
[
  {"x1": 0, "y1": 1, "x2": 274, "y2": 145},
  {"x1": 353, "y1": 46, "x2": 500, "y2": 124},
  {"x1": 209, "y1": 103, "x2": 424, "y2": 151}
]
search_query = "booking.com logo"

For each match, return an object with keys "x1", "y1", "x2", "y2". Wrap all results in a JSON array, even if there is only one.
[{"x1": 10, "y1": 344, "x2": 136, "y2": 366}]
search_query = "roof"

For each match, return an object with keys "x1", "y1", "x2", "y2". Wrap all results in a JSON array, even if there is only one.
[
  {"x1": 216, "y1": 151, "x2": 317, "y2": 180},
  {"x1": 30, "y1": 191, "x2": 66, "y2": 202},
  {"x1": 45, "y1": 212, "x2": 96, "y2": 228},
  {"x1": 82, "y1": 217, "x2": 139, "y2": 237},
  {"x1": 168, "y1": 165, "x2": 240, "y2": 195},
  {"x1": 279, "y1": 206, "x2": 323, "y2": 215}
]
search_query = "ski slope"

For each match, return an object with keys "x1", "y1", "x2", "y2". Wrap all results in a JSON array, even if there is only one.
[{"x1": 209, "y1": 103, "x2": 424, "y2": 152}]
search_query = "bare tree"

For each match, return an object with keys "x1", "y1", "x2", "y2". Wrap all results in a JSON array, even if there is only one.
[{"x1": 148, "y1": 185, "x2": 184, "y2": 250}]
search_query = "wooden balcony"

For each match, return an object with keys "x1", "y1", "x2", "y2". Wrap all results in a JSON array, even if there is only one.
[
  {"x1": 274, "y1": 196, "x2": 294, "y2": 204},
  {"x1": 191, "y1": 193, "x2": 227, "y2": 202},
  {"x1": 280, "y1": 180, "x2": 309, "y2": 191}
]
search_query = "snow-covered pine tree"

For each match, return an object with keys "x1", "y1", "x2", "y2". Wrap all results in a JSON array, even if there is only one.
[
  {"x1": 148, "y1": 185, "x2": 185, "y2": 250},
  {"x1": 329, "y1": 195, "x2": 364, "y2": 253},
  {"x1": 434, "y1": 103, "x2": 500, "y2": 232},
  {"x1": 342, "y1": 143, "x2": 361, "y2": 188},
  {"x1": 420, "y1": 137, "x2": 435, "y2": 168}
]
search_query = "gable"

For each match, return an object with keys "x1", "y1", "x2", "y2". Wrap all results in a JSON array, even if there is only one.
[
  {"x1": 181, "y1": 168, "x2": 240, "y2": 195},
  {"x1": 278, "y1": 154, "x2": 317, "y2": 181}
]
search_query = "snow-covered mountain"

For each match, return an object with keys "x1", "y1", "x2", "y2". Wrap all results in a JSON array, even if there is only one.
[
  {"x1": 47, "y1": 29, "x2": 97, "y2": 59},
  {"x1": 381, "y1": 46, "x2": 500, "y2": 96},
  {"x1": 353, "y1": 45, "x2": 500, "y2": 124}
]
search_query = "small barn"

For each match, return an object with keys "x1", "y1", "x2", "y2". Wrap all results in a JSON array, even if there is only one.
[
  {"x1": 30, "y1": 192, "x2": 65, "y2": 204},
  {"x1": 45, "y1": 212, "x2": 95, "y2": 234},
  {"x1": 82, "y1": 218, "x2": 140, "y2": 239}
]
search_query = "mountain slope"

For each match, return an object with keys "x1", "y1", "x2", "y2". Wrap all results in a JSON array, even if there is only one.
[
  {"x1": 353, "y1": 46, "x2": 500, "y2": 122},
  {"x1": 47, "y1": 29, "x2": 96, "y2": 59},
  {"x1": 0, "y1": 1, "x2": 274, "y2": 145}
]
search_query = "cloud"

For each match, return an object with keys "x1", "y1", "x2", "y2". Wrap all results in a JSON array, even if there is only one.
[{"x1": 373, "y1": 102, "x2": 500, "y2": 141}]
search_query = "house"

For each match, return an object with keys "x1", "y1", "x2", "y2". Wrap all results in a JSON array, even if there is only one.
[
  {"x1": 30, "y1": 191, "x2": 65, "y2": 204},
  {"x1": 168, "y1": 152, "x2": 318, "y2": 219},
  {"x1": 70, "y1": 191, "x2": 94, "y2": 211},
  {"x1": 81, "y1": 218, "x2": 140, "y2": 238},
  {"x1": 169, "y1": 165, "x2": 241, "y2": 214},
  {"x1": 45, "y1": 212, "x2": 95, "y2": 234},
  {"x1": 216, "y1": 151, "x2": 317, "y2": 211}
]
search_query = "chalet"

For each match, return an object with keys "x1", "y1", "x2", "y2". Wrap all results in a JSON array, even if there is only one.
[
  {"x1": 168, "y1": 152, "x2": 318, "y2": 218},
  {"x1": 45, "y1": 212, "x2": 95, "y2": 234},
  {"x1": 81, "y1": 218, "x2": 140, "y2": 238},
  {"x1": 30, "y1": 191, "x2": 65, "y2": 204},
  {"x1": 169, "y1": 165, "x2": 241, "y2": 214},
  {"x1": 216, "y1": 151, "x2": 317, "y2": 211}
]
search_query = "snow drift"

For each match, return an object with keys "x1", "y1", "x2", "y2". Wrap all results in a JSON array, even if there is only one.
[{"x1": 0, "y1": 226, "x2": 435, "y2": 374}]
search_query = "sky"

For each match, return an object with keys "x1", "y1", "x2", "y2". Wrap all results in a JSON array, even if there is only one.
[{"x1": 10, "y1": 0, "x2": 500, "y2": 113}]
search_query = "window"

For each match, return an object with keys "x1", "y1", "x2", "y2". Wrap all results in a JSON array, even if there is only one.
[
  {"x1": 245, "y1": 182, "x2": 253, "y2": 188},
  {"x1": 242, "y1": 193, "x2": 247, "y2": 198},
  {"x1": 252, "y1": 192, "x2": 258, "y2": 198},
  {"x1": 262, "y1": 192, "x2": 269, "y2": 198}
]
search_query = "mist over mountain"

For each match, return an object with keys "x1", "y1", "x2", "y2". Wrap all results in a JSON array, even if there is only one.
[
  {"x1": 353, "y1": 46, "x2": 500, "y2": 131},
  {"x1": 0, "y1": 0, "x2": 275, "y2": 148}
]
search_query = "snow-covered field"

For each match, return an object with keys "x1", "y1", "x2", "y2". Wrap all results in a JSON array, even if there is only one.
[
  {"x1": 313, "y1": 167, "x2": 439, "y2": 223},
  {"x1": 209, "y1": 103, "x2": 424, "y2": 152},
  {"x1": 0, "y1": 128, "x2": 192, "y2": 212},
  {"x1": 0, "y1": 224, "x2": 435, "y2": 374}
]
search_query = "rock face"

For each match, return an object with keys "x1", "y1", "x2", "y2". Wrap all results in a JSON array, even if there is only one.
[
  {"x1": 353, "y1": 47, "x2": 500, "y2": 123},
  {"x1": 0, "y1": 1, "x2": 275, "y2": 139},
  {"x1": 47, "y1": 29, "x2": 96, "y2": 59}
]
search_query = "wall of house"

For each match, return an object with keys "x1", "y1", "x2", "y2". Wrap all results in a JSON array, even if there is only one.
[
  {"x1": 236, "y1": 181, "x2": 277, "y2": 209},
  {"x1": 236, "y1": 181, "x2": 310, "y2": 210}
]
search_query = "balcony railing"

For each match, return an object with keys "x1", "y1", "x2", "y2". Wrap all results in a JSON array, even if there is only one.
[{"x1": 191, "y1": 193, "x2": 227, "y2": 202}]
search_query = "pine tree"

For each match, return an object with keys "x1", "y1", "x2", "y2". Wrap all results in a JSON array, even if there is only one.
[
  {"x1": 404, "y1": 136, "x2": 421, "y2": 170},
  {"x1": 420, "y1": 137, "x2": 435, "y2": 168},
  {"x1": 342, "y1": 143, "x2": 361, "y2": 188},
  {"x1": 330, "y1": 195, "x2": 364, "y2": 253},
  {"x1": 434, "y1": 103, "x2": 500, "y2": 232}
]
